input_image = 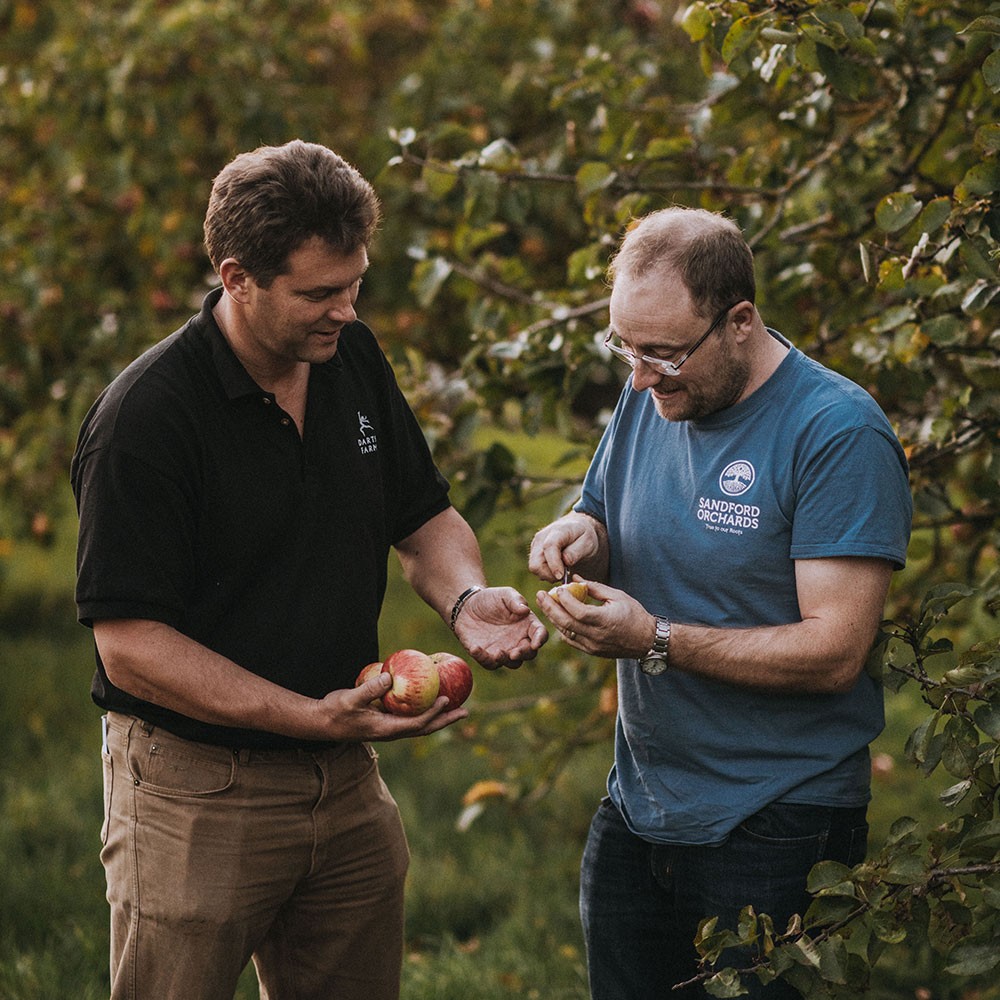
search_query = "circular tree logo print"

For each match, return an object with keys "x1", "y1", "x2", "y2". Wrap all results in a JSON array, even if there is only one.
[{"x1": 719, "y1": 460, "x2": 755, "y2": 496}]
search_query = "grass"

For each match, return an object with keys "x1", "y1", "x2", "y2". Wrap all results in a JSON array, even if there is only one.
[{"x1": 0, "y1": 456, "x2": 989, "y2": 999}]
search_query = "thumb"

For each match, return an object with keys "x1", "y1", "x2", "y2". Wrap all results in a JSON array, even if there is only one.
[
  {"x1": 498, "y1": 587, "x2": 531, "y2": 615},
  {"x1": 360, "y1": 671, "x2": 392, "y2": 699},
  {"x1": 581, "y1": 579, "x2": 620, "y2": 603}
]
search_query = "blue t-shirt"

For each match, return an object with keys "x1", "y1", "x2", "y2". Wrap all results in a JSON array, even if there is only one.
[{"x1": 576, "y1": 334, "x2": 912, "y2": 845}]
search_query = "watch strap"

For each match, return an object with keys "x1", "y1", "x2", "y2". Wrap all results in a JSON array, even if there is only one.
[{"x1": 647, "y1": 615, "x2": 671, "y2": 658}]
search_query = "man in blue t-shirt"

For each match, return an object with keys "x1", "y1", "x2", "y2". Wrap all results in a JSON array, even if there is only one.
[{"x1": 529, "y1": 207, "x2": 911, "y2": 998}]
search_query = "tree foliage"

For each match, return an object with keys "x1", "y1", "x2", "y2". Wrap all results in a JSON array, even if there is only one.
[{"x1": 3, "y1": 0, "x2": 1000, "y2": 994}]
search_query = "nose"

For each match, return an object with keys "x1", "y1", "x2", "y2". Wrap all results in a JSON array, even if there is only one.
[
  {"x1": 630, "y1": 360, "x2": 665, "y2": 392},
  {"x1": 327, "y1": 290, "x2": 357, "y2": 324}
]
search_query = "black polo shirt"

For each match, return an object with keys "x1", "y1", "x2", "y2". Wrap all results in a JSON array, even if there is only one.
[{"x1": 72, "y1": 288, "x2": 451, "y2": 749}]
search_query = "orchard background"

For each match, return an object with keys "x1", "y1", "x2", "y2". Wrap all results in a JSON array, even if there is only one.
[{"x1": 1, "y1": 1, "x2": 999, "y2": 997}]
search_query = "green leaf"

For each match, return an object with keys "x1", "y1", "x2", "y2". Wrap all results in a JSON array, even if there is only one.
[
  {"x1": 815, "y1": 42, "x2": 869, "y2": 99},
  {"x1": 975, "y1": 123, "x2": 1000, "y2": 153},
  {"x1": 905, "y1": 712, "x2": 940, "y2": 766},
  {"x1": 962, "y1": 280, "x2": 1000, "y2": 314},
  {"x1": 814, "y1": 2, "x2": 865, "y2": 39},
  {"x1": 974, "y1": 701, "x2": 1000, "y2": 739},
  {"x1": 886, "y1": 816, "x2": 919, "y2": 844},
  {"x1": 872, "y1": 909, "x2": 908, "y2": 944},
  {"x1": 920, "y1": 583, "x2": 975, "y2": 618},
  {"x1": 644, "y1": 136, "x2": 693, "y2": 159},
  {"x1": 412, "y1": 256, "x2": 453, "y2": 308},
  {"x1": 721, "y1": 17, "x2": 761, "y2": 64},
  {"x1": 939, "y1": 779, "x2": 973, "y2": 808},
  {"x1": 789, "y1": 934, "x2": 821, "y2": 968},
  {"x1": 807, "y1": 860, "x2": 855, "y2": 893},
  {"x1": 961, "y1": 15, "x2": 1000, "y2": 34},
  {"x1": 704, "y1": 968, "x2": 750, "y2": 997},
  {"x1": 885, "y1": 853, "x2": 925, "y2": 885},
  {"x1": 575, "y1": 161, "x2": 617, "y2": 198},
  {"x1": 958, "y1": 817, "x2": 1000, "y2": 855},
  {"x1": 958, "y1": 160, "x2": 1000, "y2": 198},
  {"x1": 982, "y1": 50, "x2": 1000, "y2": 92},
  {"x1": 945, "y1": 941, "x2": 1000, "y2": 976},
  {"x1": 817, "y1": 936, "x2": 849, "y2": 985},
  {"x1": 917, "y1": 196, "x2": 952, "y2": 234},
  {"x1": 680, "y1": 2, "x2": 714, "y2": 42},
  {"x1": 871, "y1": 303, "x2": 917, "y2": 333},
  {"x1": 421, "y1": 162, "x2": 459, "y2": 199},
  {"x1": 875, "y1": 192, "x2": 923, "y2": 233},
  {"x1": 920, "y1": 314, "x2": 964, "y2": 346}
]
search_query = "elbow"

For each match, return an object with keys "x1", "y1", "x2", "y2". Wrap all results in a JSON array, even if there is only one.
[
  {"x1": 94, "y1": 619, "x2": 154, "y2": 694},
  {"x1": 816, "y1": 652, "x2": 867, "y2": 694}
]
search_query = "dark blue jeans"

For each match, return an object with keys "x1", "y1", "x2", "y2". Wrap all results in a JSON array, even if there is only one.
[{"x1": 579, "y1": 797, "x2": 869, "y2": 999}]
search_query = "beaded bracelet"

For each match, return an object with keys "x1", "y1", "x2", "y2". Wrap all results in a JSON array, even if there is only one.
[{"x1": 449, "y1": 585, "x2": 484, "y2": 632}]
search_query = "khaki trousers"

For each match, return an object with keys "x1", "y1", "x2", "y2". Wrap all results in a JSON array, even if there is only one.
[{"x1": 101, "y1": 713, "x2": 410, "y2": 1000}]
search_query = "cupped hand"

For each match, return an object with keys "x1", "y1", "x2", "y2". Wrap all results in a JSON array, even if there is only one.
[
  {"x1": 454, "y1": 586, "x2": 548, "y2": 670},
  {"x1": 315, "y1": 672, "x2": 468, "y2": 742}
]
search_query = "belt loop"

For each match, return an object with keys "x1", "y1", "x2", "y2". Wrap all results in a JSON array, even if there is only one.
[{"x1": 138, "y1": 718, "x2": 154, "y2": 736}]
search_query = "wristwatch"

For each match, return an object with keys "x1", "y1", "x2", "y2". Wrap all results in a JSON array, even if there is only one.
[{"x1": 640, "y1": 615, "x2": 671, "y2": 676}]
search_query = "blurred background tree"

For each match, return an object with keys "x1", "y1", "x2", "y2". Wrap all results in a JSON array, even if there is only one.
[{"x1": 2, "y1": 0, "x2": 999, "y2": 995}]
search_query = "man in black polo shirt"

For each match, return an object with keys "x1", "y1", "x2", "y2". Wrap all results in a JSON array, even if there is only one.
[{"x1": 72, "y1": 140, "x2": 547, "y2": 1000}]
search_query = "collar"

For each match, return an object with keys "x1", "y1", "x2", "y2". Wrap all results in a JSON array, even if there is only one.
[{"x1": 195, "y1": 287, "x2": 344, "y2": 403}]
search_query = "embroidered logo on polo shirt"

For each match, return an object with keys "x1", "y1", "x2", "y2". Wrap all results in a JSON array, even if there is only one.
[{"x1": 357, "y1": 411, "x2": 378, "y2": 454}]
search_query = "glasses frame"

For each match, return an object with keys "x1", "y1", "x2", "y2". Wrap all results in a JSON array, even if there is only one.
[{"x1": 603, "y1": 301, "x2": 741, "y2": 377}]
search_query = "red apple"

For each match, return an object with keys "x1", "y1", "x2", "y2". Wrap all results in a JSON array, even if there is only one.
[
  {"x1": 354, "y1": 661, "x2": 386, "y2": 710},
  {"x1": 430, "y1": 651, "x2": 474, "y2": 708},
  {"x1": 380, "y1": 649, "x2": 440, "y2": 716}
]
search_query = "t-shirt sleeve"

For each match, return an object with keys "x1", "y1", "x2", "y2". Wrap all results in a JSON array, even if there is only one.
[
  {"x1": 73, "y1": 412, "x2": 199, "y2": 629},
  {"x1": 789, "y1": 424, "x2": 912, "y2": 568}
]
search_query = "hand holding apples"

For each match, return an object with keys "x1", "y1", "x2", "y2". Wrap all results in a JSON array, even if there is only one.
[{"x1": 355, "y1": 648, "x2": 473, "y2": 716}]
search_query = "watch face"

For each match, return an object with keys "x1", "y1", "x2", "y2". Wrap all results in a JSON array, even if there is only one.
[{"x1": 640, "y1": 657, "x2": 668, "y2": 676}]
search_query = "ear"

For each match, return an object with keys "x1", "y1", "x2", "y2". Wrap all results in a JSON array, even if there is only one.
[
  {"x1": 730, "y1": 300, "x2": 756, "y2": 342},
  {"x1": 218, "y1": 258, "x2": 254, "y2": 303}
]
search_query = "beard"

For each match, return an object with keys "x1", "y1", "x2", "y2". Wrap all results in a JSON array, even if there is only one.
[{"x1": 650, "y1": 340, "x2": 751, "y2": 421}]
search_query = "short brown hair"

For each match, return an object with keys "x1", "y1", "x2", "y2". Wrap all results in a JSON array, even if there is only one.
[
  {"x1": 203, "y1": 140, "x2": 381, "y2": 287},
  {"x1": 608, "y1": 207, "x2": 756, "y2": 317}
]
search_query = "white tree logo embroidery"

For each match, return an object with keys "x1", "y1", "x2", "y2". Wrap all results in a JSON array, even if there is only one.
[{"x1": 719, "y1": 460, "x2": 755, "y2": 496}]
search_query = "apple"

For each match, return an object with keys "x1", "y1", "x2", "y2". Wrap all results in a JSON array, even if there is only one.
[
  {"x1": 380, "y1": 649, "x2": 440, "y2": 716},
  {"x1": 354, "y1": 661, "x2": 386, "y2": 710},
  {"x1": 548, "y1": 580, "x2": 589, "y2": 605},
  {"x1": 430, "y1": 652, "x2": 474, "y2": 708}
]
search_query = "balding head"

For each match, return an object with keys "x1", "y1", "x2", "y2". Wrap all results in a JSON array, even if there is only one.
[{"x1": 609, "y1": 207, "x2": 756, "y2": 319}]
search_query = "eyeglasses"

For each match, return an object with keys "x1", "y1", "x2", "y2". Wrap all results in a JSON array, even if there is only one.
[{"x1": 603, "y1": 302, "x2": 740, "y2": 377}]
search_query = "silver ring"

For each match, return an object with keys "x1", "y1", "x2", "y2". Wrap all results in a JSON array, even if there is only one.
[{"x1": 565, "y1": 629, "x2": 576, "y2": 640}]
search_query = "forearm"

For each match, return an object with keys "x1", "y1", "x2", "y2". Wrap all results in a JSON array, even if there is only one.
[
  {"x1": 94, "y1": 618, "x2": 323, "y2": 738},
  {"x1": 668, "y1": 558, "x2": 891, "y2": 693},
  {"x1": 668, "y1": 619, "x2": 874, "y2": 694},
  {"x1": 395, "y1": 507, "x2": 488, "y2": 623}
]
